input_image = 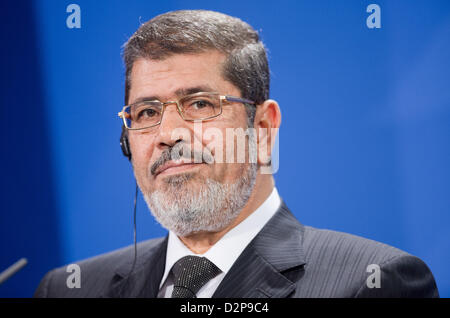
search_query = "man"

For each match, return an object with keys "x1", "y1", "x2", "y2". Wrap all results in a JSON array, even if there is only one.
[{"x1": 35, "y1": 10, "x2": 439, "y2": 298}]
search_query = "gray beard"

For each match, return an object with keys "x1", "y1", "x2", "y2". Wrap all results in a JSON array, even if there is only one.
[{"x1": 143, "y1": 163, "x2": 258, "y2": 237}]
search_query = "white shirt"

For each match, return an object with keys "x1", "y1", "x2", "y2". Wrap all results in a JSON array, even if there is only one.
[{"x1": 157, "y1": 187, "x2": 281, "y2": 298}]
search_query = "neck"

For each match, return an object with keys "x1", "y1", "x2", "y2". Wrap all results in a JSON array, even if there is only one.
[{"x1": 178, "y1": 173, "x2": 274, "y2": 254}]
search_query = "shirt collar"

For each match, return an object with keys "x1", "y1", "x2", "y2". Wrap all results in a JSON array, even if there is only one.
[{"x1": 159, "y1": 187, "x2": 281, "y2": 289}]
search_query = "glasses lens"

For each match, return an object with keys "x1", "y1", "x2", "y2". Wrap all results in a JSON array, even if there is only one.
[
  {"x1": 126, "y1": 102, "x2": 162, "y2": 129},
  {"x1": 181, "y1": 94, "x2": 221, "y2": 120}
]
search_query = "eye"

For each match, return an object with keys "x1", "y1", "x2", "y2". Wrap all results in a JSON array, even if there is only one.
[
  {"x1": 137, "y1": 107, "x2": 158, "y2": 119},
  {"x1": 191, "y1": 100, "x2": 213, "y2": 109}
]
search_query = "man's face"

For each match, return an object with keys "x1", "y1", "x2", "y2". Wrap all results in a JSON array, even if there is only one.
[{"x1": 127, "y1": 51, "x2": 257, "y2": 235}]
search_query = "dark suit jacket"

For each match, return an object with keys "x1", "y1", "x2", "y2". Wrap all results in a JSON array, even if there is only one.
[{"x1": 34, "y1": 202, "x2": 439, "y2": 297}]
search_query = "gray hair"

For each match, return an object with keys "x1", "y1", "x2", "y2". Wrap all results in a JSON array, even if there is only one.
[{"x1": 122, "y1": 10, "x2": 270, "y2": 126}]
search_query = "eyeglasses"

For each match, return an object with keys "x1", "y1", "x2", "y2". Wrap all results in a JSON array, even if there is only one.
[{"x1": 118, "y1": 92, "x2": 255, "y2": 130}]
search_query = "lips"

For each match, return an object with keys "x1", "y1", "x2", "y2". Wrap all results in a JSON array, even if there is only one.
[{"x1": 154, "y1": 160, "x2": 203, "y2": 177}]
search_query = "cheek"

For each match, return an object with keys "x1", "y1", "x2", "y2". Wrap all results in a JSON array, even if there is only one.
[
  {"x1": 221, "y1": 119, "x2": 250, "y2": 161},
  {"x1": 199, "y1": 120, "x2": 250, "y2": 181},
  {"x1": 130, "y1": 134, "x2": 156, "y2": 178}
]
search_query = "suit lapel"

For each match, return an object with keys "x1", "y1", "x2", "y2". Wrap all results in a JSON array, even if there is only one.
[
  {"x1": 104, "y1": 236, "x2": 168, "y2": 298},
  {"x1": 213, "y1": 202, "x2": 306, "y2": 298},
  {"x1": 104, "y1": 202, "x2": 305, "y2": 298}
]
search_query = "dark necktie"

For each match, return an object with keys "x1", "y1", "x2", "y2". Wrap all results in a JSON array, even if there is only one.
[{"x1": 171, "y1": 255, "x2": 221, "y2": 298}]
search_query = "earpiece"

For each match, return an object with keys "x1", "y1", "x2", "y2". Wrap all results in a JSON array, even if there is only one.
[{"x1": 120, "y1": 125, "x2": 132, "y2": 161}]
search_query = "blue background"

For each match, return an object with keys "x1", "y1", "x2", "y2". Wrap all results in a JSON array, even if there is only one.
[{"x1": 1, "y1": 0, "x2": 449, "y2": 297}]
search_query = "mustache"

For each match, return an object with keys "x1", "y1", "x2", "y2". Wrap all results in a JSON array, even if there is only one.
[{"x1": 150, "y1": 142, "x2": 214, "y2": 176}]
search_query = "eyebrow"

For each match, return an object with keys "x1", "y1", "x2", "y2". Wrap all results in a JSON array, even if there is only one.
[{"x1": 131, "y1": 85, "x2": 216, "y2": 104}]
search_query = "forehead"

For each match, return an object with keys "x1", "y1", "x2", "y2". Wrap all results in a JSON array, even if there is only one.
[{"x1": 128, "y1": 51, "x2": 238, "y2": 103}]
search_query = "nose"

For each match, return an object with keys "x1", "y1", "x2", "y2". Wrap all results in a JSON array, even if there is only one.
[{"x1": 154, "y1": 103, "x2": 190, "y2": 150}]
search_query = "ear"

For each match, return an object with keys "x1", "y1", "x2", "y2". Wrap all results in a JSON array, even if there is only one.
[{"x1": 253, "y1": 99, "x2": 281, "y2": 166}]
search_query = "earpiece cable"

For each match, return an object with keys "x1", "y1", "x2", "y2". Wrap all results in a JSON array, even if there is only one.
[{"x1": 126, "y1": 182, "x2": 138, "y2": 278}]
